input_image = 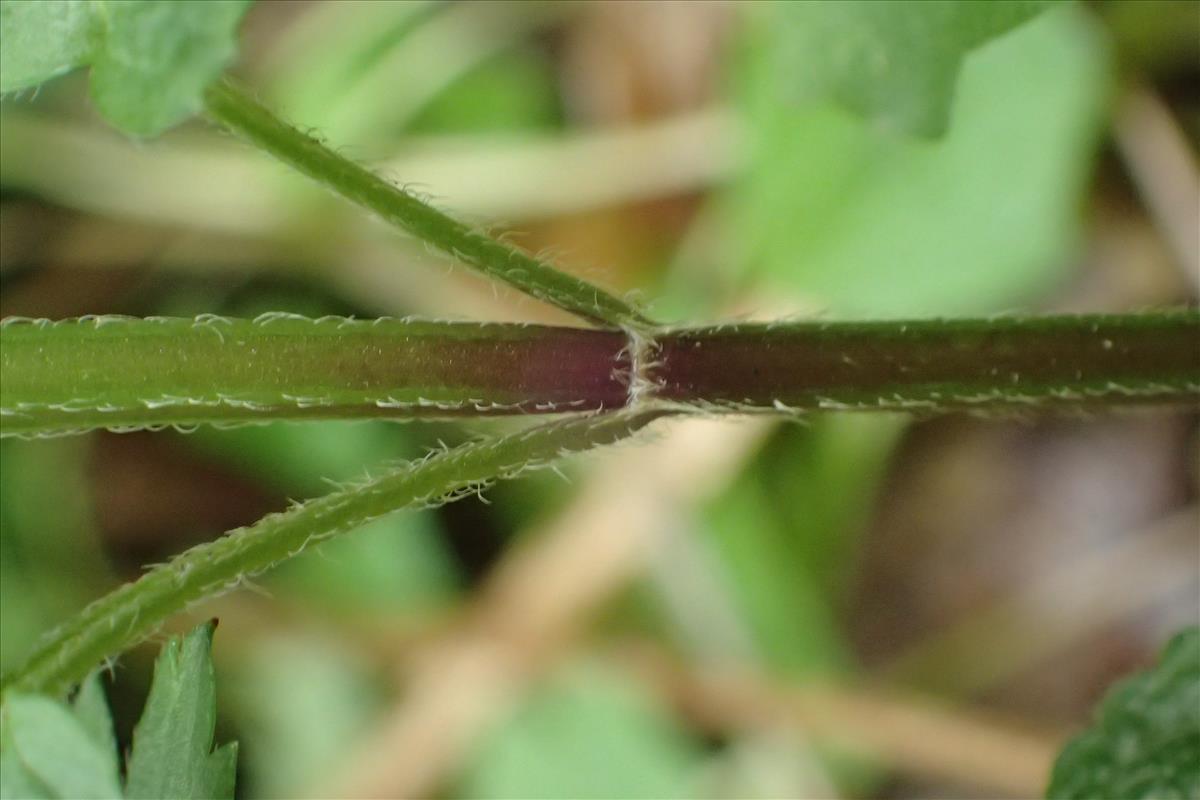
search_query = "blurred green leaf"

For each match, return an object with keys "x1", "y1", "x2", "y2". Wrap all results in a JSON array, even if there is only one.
[
  {"x1": 90, "y1": 0, "x2": 251, "y2": 136},
  {"x1": 407, "y1": 49, "x2": 562, "y2": 135},
  {"x1": 0, "y1": 440, "x2": 108, "y2": 674},
  {"x1": 767, "y1": 0, "x2": 1056, "y2": 136},
  {"x1": 0, "y1": 0, "x2": 93, "y2": 93},
  {"x1": 754, "y1": 416, "x2": 904, "y2": 601},
  {"x1": 698, "y1": 460, "x2": 849, "y2": 675},
  {"x1": 0, "y1": 693, "x2": 122, "y2": 800},
  {"x1": 71, "y1": 673, "x2": 118, "y2": 767},
  {"x1": 125, "y1": 621, "x2": 237, "y2": 800},
  {"x1": 1047, "y1": 627, "x2": 1200, "y2": 800},
  {"x1": 460, "y1": 662, "x2": 701, "y2": 799},
  {"x1": 265, "y1": 0, "x2": 436, "y2": 129},
  {"x1": 733, "y1": 3, "x2": 1110, "y2": 316},
  {"x1": 228, "y1": 636, "x2": 383, "y2": 799},
  {"x1": 0, "y1": 0, "x2": 251, "y2": 136}
]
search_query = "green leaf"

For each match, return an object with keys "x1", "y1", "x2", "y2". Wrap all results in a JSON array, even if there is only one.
[
  {"x1": 460, "y1": 661, "x2": 701, "y2": 799},
  {"x1": 0, "y1": 438, "x2": 108, "y2": 675},
  {"x1": 1047, "y1": 627, "x2": 1200, "y2": 799},
  {"x1": 89, "y1": 1, "x2": 252, "y2": 137},
  {"x1": 0, "y1": 0, "x2": 94, "y2": 93},
  {"x1": 406, "y1": 49, "x2": 561, "y2": 136},
  {"x1": 731, "y1": 3, "x2": 1110, "y2": 316},
  {"x1": 227, "y1": 636, "x2": 383, "y2": 799},
  {"x1": 71, "y1": 672, "x2": 118, "y2": 766},
  {"x1": 0, "y1": 693, "x2": 123, "y2": 800},
  {"x1": 125, "y1": 621, "x2": 238, "y2": 800},
  {"x1": 768, "y1": 0, "x2": 1057, "y2": 136},
  {"x1": 0, "y1": 0, "x2": 251, "y2": 137}
]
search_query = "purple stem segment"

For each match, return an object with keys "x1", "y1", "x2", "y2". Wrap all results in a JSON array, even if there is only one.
[{"x1": 655, "y1": 313, "x2": 1199, "y2": 411}]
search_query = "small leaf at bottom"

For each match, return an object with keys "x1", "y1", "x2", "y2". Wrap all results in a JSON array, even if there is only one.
[
  {"x1": 0, "y1": 693, "x2": 122, "y2": 799},
  {"x1": 125, "y1": 620, "x2": 237, "y2": 800}
]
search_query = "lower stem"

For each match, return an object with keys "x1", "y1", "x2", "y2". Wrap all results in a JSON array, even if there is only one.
[
  {"x1": 1, "y1": 409, "x2": 664, "y2": 697},
  {"x1": 1, "y1": 312, "x2": 1196, "y2": 437}
]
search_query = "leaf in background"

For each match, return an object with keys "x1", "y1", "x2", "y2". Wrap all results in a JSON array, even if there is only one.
[
  {"x1": 406, "y1": 49, "x2": 562, "y2": 135},
  {"x1": 226, "y1": 636, "x2": 384, "y2": 799},
  {"x1": 71, "y1": 672, "x2": 118, "y2": 767},
  {"x1": 698, "y1": 471, "x2": 849, "y2": 675},
  {"x1": 769, "y1": 0, "x2": 1055, "y2": 136},
  {"x1": 0, "y1": 0, "x2": 251, "y2": 136},
  {"x1": 686, "y1": 416, "x2": 905, "y2": 680},
  {"x1": 1046, "y1": 627, "x2": 1200, "y2": 800},
  {"x1": 459, "y1": 661, "x2": 701, "y2": 799},
  {"x1": 263, "y1": 0, "x2": 436, "y2": 129},
  {"x1": 125, "y1": 621, "x2": 237, "y2": 800},
  {"x1": 0, "y1": 693, "x2": 122, "y2": 800},
  {"x1": 756, "y1": 417, "x2": 904, "y2": 603},
  {"x1": 0, "y1": 439, "x2": 110, "y2": 674},
  {"x1": 0, "y1": 0, "x2": 93, "y2": 93},
  {"x1": 732, "y1": 3, "x2": 1110, "y2": 316}
]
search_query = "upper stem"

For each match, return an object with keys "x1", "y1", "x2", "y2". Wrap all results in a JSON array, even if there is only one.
[{"x1": 202, "y1": 77, "x2": 650, "y2": 330}]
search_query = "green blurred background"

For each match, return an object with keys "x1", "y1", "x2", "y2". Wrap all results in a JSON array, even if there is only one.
[{"x1": 1, "y1": 1, "x2": 1197, "y2": 797}]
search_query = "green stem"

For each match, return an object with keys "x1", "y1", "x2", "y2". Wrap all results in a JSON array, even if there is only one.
[
  {"x1": 202, "y1": 77, "x2": 649, "y2": 330},
  {"x1": 0, "y1": 315, "x2": 628, "y2": 436},
  {"x1": 0, "y1": 409, "x2": 663, "y2": 697},
  {"x1": 2, "y1": 312, "x2": 1196, "y2": 437}
]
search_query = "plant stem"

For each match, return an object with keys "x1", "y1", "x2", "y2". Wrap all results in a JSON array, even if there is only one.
[
  {"x1": 0, "y1": 315, "x2": 628, "y2": 436},
  {"x1": 2, "y1": 312, "x2": 1196, "y2": 437},
  {"x1": 1, "y1": 311, "x2": 1193, "y2": 694},
  {"x1": 202, "y1": 77, "x2": 649, "y2": 330},
  {"x1": 0, "y1": 409, "x2": 663, "y2": 697},
  {"x1": 653, "y1": 311, "x2": 1200, "y2": 412}
]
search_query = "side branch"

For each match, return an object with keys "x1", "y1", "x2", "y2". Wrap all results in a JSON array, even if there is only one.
[
  {"x1": 203, "y1": 77, "x2": 650, "y2": 330},
  {"x1": 0, "y1": 409, "x2": 664, "y2": 697}
]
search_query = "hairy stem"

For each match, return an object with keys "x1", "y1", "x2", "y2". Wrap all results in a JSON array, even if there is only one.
[
  {"x1": 2, "y1": 312, "x2": 1196, "y2": 437},
  {"x1": 652, "y1": 311, "x2": 1200, "y2": 412},
  {"x1": 203, "y1": 77, "x2": 649, "y2": 329},
  {"x1": 0, "y1": 410, "x2": 663, "y2": 697},
  {"x1": 0, "y1": 315, "x2": 628, "y2": 436}
]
